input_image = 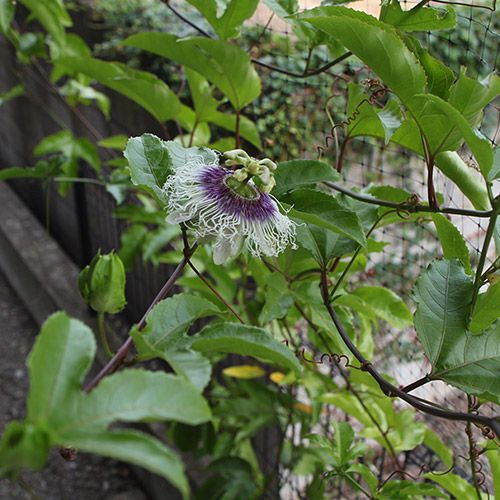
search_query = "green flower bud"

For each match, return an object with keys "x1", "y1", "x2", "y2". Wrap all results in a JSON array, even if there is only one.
[{"x1": 78, "y1": 251, "x2": 127, "y2": 314}]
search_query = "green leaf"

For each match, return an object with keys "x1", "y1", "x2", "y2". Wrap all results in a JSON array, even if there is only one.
[
  {"x1": 379, "y1": 479, "x2": 447, "y2": 499},
  {"x1": 469, "y1": 281, "x2": 500, "y2": 334},
  {"x1": 425, "y1": 472, "x2": 488, "y2": 499},
  {"x1": 284, "y1": 189, "x2": 367, "y2": 247},
  {"x1": 98, "y1": 135, "x2": 128, "y2": 151},
  {"x1": 163, "y1": 349, "x2": 212, "y2": 392},
  {"x1": 263, "y1": 0, "x2": 298, "y2": 19},
  {"x1": 448, "y1": 70, "x2": 500, "y2": 127},
  {"x1": 259, "y1": 272, "x2": 293, "y2": 324},
  {"x1": 352, "y1": 286, "x2": 412, "y2": 328},
  {"x1": 131, "y1": 293, "x2": 222, "y2": 358},
  {"x1": 380, "y1": 0, "x2": 456, "y2": 32},
  {"x1": 376, "y1": 99, "x2": 403, "y2": 144},
  {"x1": 18, "y1": 311, "x2": 204, "y2": 497},
  {"x1": 411, "y1": 94, "x2": 494, "y2": 178},
  {"x1": 0, "y1": 161, "x2": 57, "y2": 181},
  {"x1": 124, "y1": 134, "x2": 173, "y2": 201},
  {"x1": 273, "y1": 160, "x2": 340, "y2": 198},
  {"x1": 19, "y1": 0, "x2": 71, "y2": 44},
  {"x1": 413, "y1": 260, "x2": 473, "y2": 368},
  {"x1": 124, "y1": 34, "x2": 261, "y2": 110},
  {"x1": 60, "y1": 57, "x2": 181, "y2": 123},
  {"x1": 488, "y1": 147, "x2": 500, "y2": 182},
  {"x1": 191, "y1": 323, "x2": 302, "y2": 374},
  {"x1": 0, "y1": 422, "x2": 50, "y2": 474},
  {"x1": 423, "y1": 429, "x2": 453, "y2": 468},
  {"x1": 34, "y1": 130, "x2": 101, "y2": 174},
  {"x1": 0, "y1": 0, "x2": 15, "y2": 34},
  {"x1": 27, "y1": 312, "x2": 96, "y2": 426},
  {"x1": 484, "y1": 443, "x2": 500, "y2": 499},
  {"x1": 0, "y1": 84, "x2": 24, "y2": 105},
  {"x1": 59, "y1": 79, "x2": 111, "y2": 119},
  {"x1": 59, "y1": 370, "x2": 211, "y2": 433},
  {"x1": 118, "y1": 224, "x2": 148, "y2": 271},
  {"x1": 300, "y1": 6, "x2": 426, "y2": 102},
  {"x1": 432, "y1": 322, "x2": 500, "y2": 404},
  {"x1": 432, "y1": 214, "x2": 472, "y2": 275},
  {"x1": 362, "y1": 408, "x2": 427, "y2": 452},
  {"x1": 414, "y1": 260, "x2": 500, "y2": 402},
  {"x1": 186, "y1": 0, "x2": 259, "y2": 40},
  {"x1": 435, "y1": 152, "x2": 491, "y2": 211},
  {"x1": 332, "y1": 421, "x2": 355, "y2": 466},
  {"x1": 402, "y1": 35, "x2": 454, "y2": 99},
  {"x1": 295, "y1": 224, "x2": 357, "y2": 265},
  {"x1": 184, "y1": 68, "x2": 219, "y2": 123},
  {"x1": 66, "y1": 430, "x2": 189, "y2": 499}
]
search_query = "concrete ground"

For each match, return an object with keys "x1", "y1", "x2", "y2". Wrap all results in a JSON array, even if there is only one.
[{"x1": 0, "y1": 271, "x2": 146, "y2": 500}]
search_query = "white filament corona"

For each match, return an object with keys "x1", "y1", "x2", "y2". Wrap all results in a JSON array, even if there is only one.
[{"x1": 164, "y1": 154, "x2": 296, "y2": 265}]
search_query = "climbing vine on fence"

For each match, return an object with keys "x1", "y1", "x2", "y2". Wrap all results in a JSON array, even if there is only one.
[{"x1": 0, "y1": 0, "x2": 499, "y2": 498}]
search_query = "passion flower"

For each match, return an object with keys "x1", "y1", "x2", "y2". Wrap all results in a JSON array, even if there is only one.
[{"x1": 164, "y1": 150, "x2": 296, "y2": 264}]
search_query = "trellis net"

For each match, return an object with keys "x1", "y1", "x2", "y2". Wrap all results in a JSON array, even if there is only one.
[{"x1": 242, "y1": 0, "x2": 499, "y2": 495}]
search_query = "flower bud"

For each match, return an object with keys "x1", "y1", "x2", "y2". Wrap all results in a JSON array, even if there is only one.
[{"x1": 78, "y1": 251, "x2": 127, "y2": 313}]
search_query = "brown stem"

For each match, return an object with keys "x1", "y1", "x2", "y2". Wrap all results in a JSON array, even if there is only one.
[
  {"x1": 324, "y1": 181, "x2": 492, "y2": 218},
  {"x1": 186, "y1": 259, "x2": 244, "y2": 324},
  {"x1": 400, "y1": 374, "x2": 431, "y2": 393},
  {"x1": 319, "y1": 270, "x2": 500, "y2": 438},
  {"x1": 296, "y1": 300, "x2": 401, "y2": 468},
  {"x1": 162, "y1": 0, "x2": 352, "y2": 78},
  {"x1": 466, "y1": 395, "x2": 483, "y2": 500},
  {"x1": 421, "y1": 135, "x2": 439, "y2": 210}
]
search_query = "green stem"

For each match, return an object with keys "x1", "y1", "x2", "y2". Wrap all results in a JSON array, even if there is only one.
[
  {"x1": 53, "y1": 177, "x2": 105, "y2": 186},
  {"x1": 97, "y1": 312, "x2": 113, "y2": 358},
  {"x1": 470, "y1": 198, "x2": 500, "y2": 314},
  {"x1": 329, "y1": 210, "x2": 397, "y2": 300},
  {"x1": 188, "y1": 119, "x2": 198, "y2": 148},
  {"x1": 235, "y1": 109, "x2": 241, "y2": 149}
]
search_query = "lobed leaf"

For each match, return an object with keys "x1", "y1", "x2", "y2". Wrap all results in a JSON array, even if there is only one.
[{"x1": 124, "y1": 34, "x2": 261, "y2": 110}]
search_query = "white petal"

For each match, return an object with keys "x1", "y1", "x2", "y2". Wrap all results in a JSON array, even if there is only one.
[
  {"x1": 213, "y1": 238, "x2": 233, "y2": 265},
  {"x1": 167, "y1": 208, "x2": 192, "y2": 224},
  {"x1": 230, "y1": 233, "x2": 245, "y2": 258}
]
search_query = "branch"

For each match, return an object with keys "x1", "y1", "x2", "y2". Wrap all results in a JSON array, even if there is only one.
[
  {"x1": 324, "y1": 181, "x2": 494, "y2": 218},
  {"x1": 83, "y1": 242, "x2": 197, "y2": 393},
  {"x1": 186, "y1": 259, "x2": 244, "y2": 324},
  {"x1": 319, "y1": 270, "x2": 500, "y2": 439},
  {"x1": 400, "y1": 375, "x2": 431, "y2": 393},
  {"x1": 163, "y1": 0, "x2": 352, "y2": 79}
]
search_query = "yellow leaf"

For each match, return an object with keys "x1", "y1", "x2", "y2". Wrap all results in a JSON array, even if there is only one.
[
  {"x1": 294, "y1": 402, "x2": 312, "y2": 414},
  {"x1": 222, "y1": 365, "x2": 265, "y2": 379},
  {"x1": 270, "y1": 371, "x2": 285, "y2": 384}
]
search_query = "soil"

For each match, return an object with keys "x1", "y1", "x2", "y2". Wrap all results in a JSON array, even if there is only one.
[{"x1": 0, "y1": 272, "x2": 147, "y2": 500}]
